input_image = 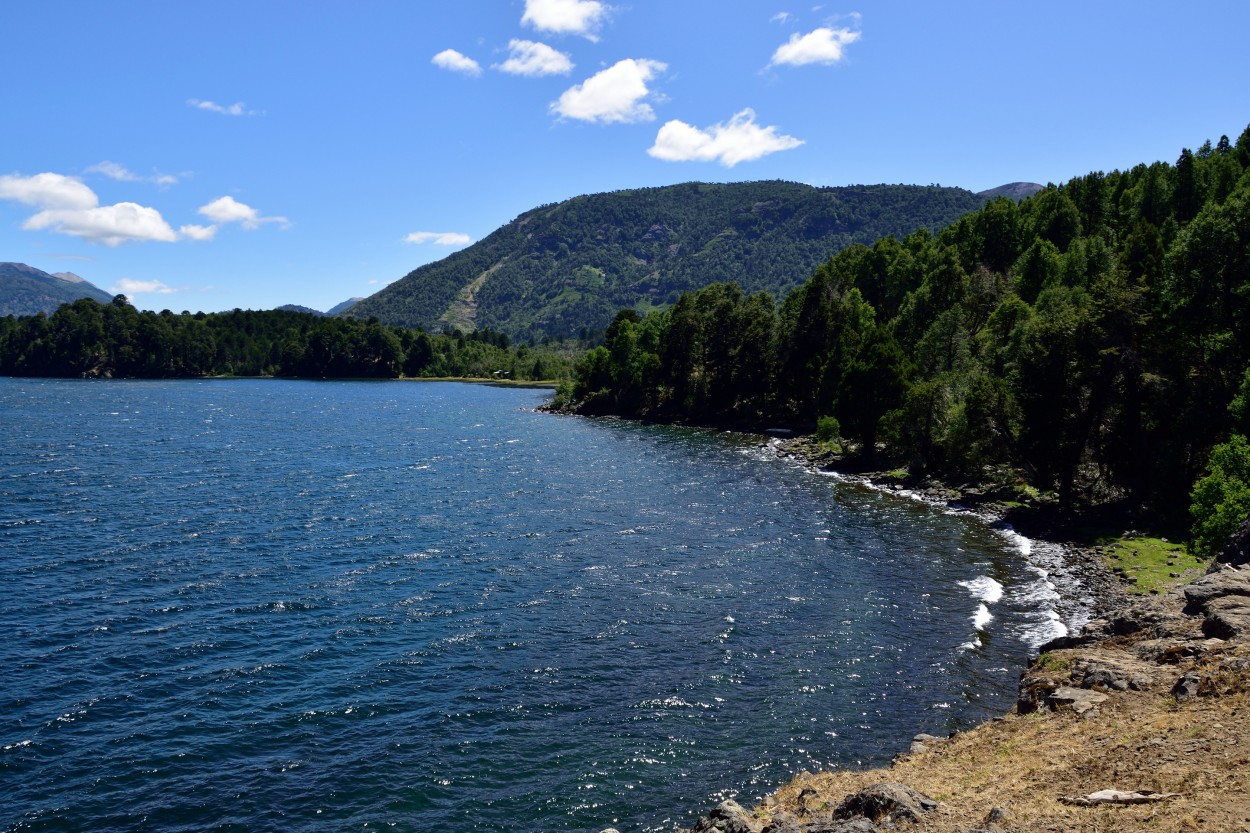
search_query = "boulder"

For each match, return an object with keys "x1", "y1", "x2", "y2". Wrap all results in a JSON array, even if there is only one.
[
  {"x1": 1172, "y1": 671, "x2": 1202, "y2": 699},
  {"x1": 1201, "y1": 594, "x2": 1250, "y2": 639},
  {"x1": 1183, "y1": 568, "x2": 1250, "y2": 609},
  {"x1": 833, "y1": 783, "x2": 936, "y2": 824},
  {"x1": 1046, "y1": 686, "x2": 1108, "y2": 715},
  {"x1": 1077, "y1": 655, "x2": 1154, "y2": 692},
  {"x1": 688, "y1": 800, "x2": 764, "y2": 833},
  {"x1": 1214, "y1": 515, "x2": 1250, "y2": 568}
]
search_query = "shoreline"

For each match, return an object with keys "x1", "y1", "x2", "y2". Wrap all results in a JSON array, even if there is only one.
[
  {"x1": 666, "y1": 439, "x2": 1248, "y2": 833},
  {"x1": 768, "y1": 435, "x2": 1130, "y2": 633}
]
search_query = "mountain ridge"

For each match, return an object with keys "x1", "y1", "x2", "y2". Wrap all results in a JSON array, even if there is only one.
[
  {"x1": 345, "y1": 180, "x2": 998, "y2": 341},
  {"x1": 0, "y1": 263, "x2": 114, "y2": 316}
]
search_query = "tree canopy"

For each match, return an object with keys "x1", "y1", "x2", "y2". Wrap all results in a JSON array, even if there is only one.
[
  {"x1": 0, "y1": 300, "x2": 576, "y2": 382},
  {"x1": 556, "y1": 125, "x2": 1250, "y2": 529}
]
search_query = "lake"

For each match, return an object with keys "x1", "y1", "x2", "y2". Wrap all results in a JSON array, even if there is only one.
[{"x1": 0, "y1": 378, "x2": 1087, "y2": 832}]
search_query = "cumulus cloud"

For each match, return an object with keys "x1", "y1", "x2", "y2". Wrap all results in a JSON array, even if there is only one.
[
  {"x1": 23, "y1": 203, "x2": 179, "y2": 246},
  {"x1": 187, "y1": 98, "x2": 258, "y2": 116},
  {"x1": 648, "y1": 108, "x2": 804, "y2": 167},
  {"x1": 497, "y1": 39, "x2": 573, "y2": 77},
  {"x1": 404, "y1": 231, "x2": 472, "y2": 246},
  {"x1": 551, "y1": 58, "x2": 666, "y2": 123},
  {"x1": 769, "y1": 26, "x2": 860, "y2": 66},
  {"x1": 112, "y1": 277, "x2": 177, "y2": 296},
  {"x1": 522, "y1": 0, "x2": 607, "y2": 38},
  {"x1": 197, "y1": 196, "x2": 289, "y2": 230},
  {"x1": 179, "y1": 224, "x2": 217, "y2": 241},
  {"x1": 0, "y1": 172, "x2": 99, "y2": 210},
  {"x1": 1, "y1": 172, "x2": 186, "y2": 245},
  {"x1": 432, "y1": 49, "x2": 482, "y2": 76}
]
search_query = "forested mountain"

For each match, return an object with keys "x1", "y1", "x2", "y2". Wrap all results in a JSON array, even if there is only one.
[
  {"x1": 275, "y1": 304, "x2": 326, "y2": 316},
  {"x1": 345, "y1": 181, "x2": 990, "y2": 341},
  {"x1": 0, "y1": 262, "x2": 112, "y2": 316},
  {"x1": 0, "y1": 298, "x2": 575, "y2": 381},
  {"x1": 555, "y1": 126, "x2": 1250, "y2": 535}
]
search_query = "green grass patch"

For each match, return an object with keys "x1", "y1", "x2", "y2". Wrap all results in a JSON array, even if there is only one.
[{"x1": 1098, "y1": 535, "x2": 1208, "y2": 594}]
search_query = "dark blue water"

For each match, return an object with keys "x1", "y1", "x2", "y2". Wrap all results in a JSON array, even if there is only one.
[{"x1": 0, "y1": 379, "x2": 1079, "y2": 832}]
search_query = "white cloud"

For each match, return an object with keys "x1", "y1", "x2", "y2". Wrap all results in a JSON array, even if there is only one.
[
  {"x1": 770, "y1": 26, "x2": 860, "y2": 66},
  {"x1": 551, "y1": 58, "x2": 666, "y2": 123},
  {"x1": 86, "y1": 161, "x2": 139, "y2": 182},
  {"x1": 197, "y1": 196, "x2": 289, "y2": 230},
  {"x1": 496, "y1": 39, "x2": 573, "y2": 77},
  {"x1": 179, "y1": 223, "x2": 217, "y2": 241},
  {"x1": 648, "y1": 108, "x2": 804, "y2": 167},
  {"x1": 187, "y1": 98, "x2": 258, "y2": 116},
  {"x1": 86, "y1": 161, "x2": 180, "y2": 187},
  {"x1": 771, "y1": 11, "x2": 792, "y2": 23},
  {"x1": 0, "y1": 172, "x2": 99, "y2": 210},
  {"x1": 113, "y1": 277, "x2": 177, "y2": 296},
  {"x1": 23, "y1": 202, "x2": 179, "y2": 246},
  {"x1": 522, "y1": 0, "x2": 607, "y2": 38},
  {"x1": 404, "y1": 231, "x2": 472, "y2": 246},
  {"x1": 432, "y1": 49, "x2": 482, "y2": 76}
]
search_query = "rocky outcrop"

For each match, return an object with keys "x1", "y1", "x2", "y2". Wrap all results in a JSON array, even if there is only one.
[
  {"x1": 1214, "y1": 514, "x2": 1250, "y2": 568},
  {"x1": 685, "y1": 783, "x2": 936, "y2": 833},
  {"x1": 833, "y1": 783, "x2": 936, "y2": 825}
]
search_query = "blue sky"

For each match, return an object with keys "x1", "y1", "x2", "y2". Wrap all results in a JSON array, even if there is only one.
[{"x1": 2, "y1": 0, "x2": 1249, "y2": 313}]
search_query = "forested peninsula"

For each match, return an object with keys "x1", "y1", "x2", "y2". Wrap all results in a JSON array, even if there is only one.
[
  {"x1": 553, "y1": 126, "x2": 1250, "y2": 549},
  {"x1": 0, "y1": 303, "x2": 576, "y2": 382}
]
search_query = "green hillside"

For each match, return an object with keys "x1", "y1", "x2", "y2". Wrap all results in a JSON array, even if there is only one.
[
  {"x1": 555, "y1": 125, "x2": 1250, "y2": 532},
  {"x1": 345, "y1": 181, "x2": 990, "y2": 341},
  {"x1": 0, "y1": 262, "x2": 113, "y2": 316}
]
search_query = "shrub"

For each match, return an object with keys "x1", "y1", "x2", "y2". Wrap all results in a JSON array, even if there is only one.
[
  {"x1": 1190, "y1": 434, "x2": 1250, "y2": 558},
  {"x1": 816, "y1": 415, "x2": 841, "y2": 442}
]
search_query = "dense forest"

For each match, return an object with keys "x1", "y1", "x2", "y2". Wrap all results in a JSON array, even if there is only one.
[
  {"x1": 0, "y1": 299, "x2": 576, "y2": 381},
  {"x1": 555, "y1": 127, "x2": 1250, "y2": 544},
  {"x1": 345, "y1": 181, "x2": 993, "y2": 341}
]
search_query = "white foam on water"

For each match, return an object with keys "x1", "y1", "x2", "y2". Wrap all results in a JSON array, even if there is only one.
[{"x1": 958, "y1": 575, "x2": 1005, "y2": 604}]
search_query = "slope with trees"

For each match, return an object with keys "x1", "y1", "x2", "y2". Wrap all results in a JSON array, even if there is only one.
[
  {"x1": 345, "y1": 181, "x2": 993, "y2": 342},
  {"x1": 555, "y1": 126, "x2": 1250, "y2": 536},
  {"x1": 0, "y1": 262, "x2": 113, "y2": 316}
]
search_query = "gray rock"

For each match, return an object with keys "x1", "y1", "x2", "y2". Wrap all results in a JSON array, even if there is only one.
[
  {"x1": 1046, "y1": 686, "x2": 1108, "y2": 715},
  {"x1": 1172, "y1": 671, "x2": 1202, "y2": 699},
  {"x1": 1184, "y1": 569, "x2": 1250, "y2": 608},
  {"x1": 759, "y1": 810, "x2": 803, "y2": 833},
  {"x1": 1214, "y1": 514, "x2": 1250, "y2": 568},
  {"x1": 688, "y1": 799, "x2": 763, "y2": 833},
  {"x1": 1202, "y1": 594, "x2": 1250, "y2": 639},
  {"x1": 833, "y1": 782, "x2": 936, "y2": 824},
  {"x1": 1082, "y1": 665, "x2": 1131, "y2": 691}
]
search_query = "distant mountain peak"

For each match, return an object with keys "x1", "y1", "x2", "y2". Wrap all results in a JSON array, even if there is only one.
[
  {"x1": 977, "y1": 182, "x2": 1044, "y2": 201},
  {"x1": 0, "y1": 262, "x2": 114, "y2": 316},
  {"x1": 326, "y1": 297, "x2": 365, "y2": 316}
]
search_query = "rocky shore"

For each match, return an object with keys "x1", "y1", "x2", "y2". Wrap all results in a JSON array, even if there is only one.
[
  {"x1": 659, "y1": 447, "x2": 1250, "y2": 833},
  {"x1": 770, "y1": 436, "x2": 1130, "y2": 623}
]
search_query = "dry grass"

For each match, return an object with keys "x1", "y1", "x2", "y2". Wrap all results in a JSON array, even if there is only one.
[{"x1": 755, "y1": 651, "x2": 1250, "y2": 833}]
